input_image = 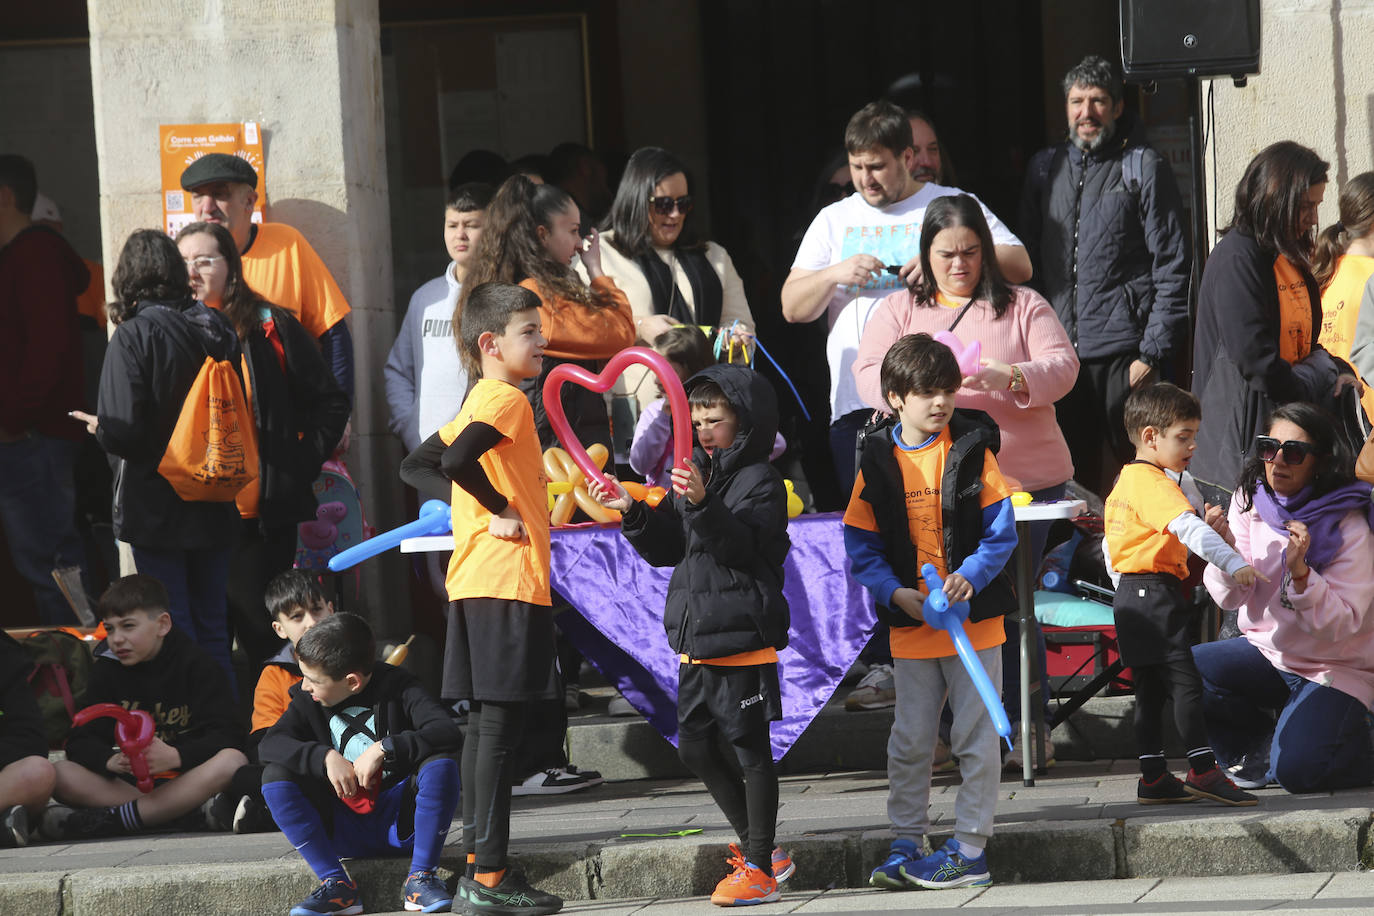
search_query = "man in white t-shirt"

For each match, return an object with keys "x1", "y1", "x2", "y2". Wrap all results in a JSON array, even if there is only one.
[{"x1": 782, "y1": 100, "x2": 1031, "y2": 491}]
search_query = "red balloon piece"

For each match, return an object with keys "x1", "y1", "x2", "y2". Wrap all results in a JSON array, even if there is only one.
[{"x1": 73, "y1": 703, "x2": 157, "y2": 793}]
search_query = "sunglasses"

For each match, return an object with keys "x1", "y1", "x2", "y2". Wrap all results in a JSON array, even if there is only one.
[
  {"x1": 1255, "y1": 436, "x2": 1316, "y2": 465},
  {"x1": 648, "y1": 194, "x2": 693, "y2": 216}
]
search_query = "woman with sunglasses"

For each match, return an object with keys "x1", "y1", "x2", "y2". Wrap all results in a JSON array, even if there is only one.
[
  {"x1": 1191, "y1": 142, "x2": 1359, "y2": 502},
  {"x1": 174, "y1": 222, "x2": 349, "y2": 667},
  {"x1": 1193, "y1": 402, "x2": 1374, "y2": 793},
  {"x1": 596, "y1": 147, "x2": 755, "y2": 407}
]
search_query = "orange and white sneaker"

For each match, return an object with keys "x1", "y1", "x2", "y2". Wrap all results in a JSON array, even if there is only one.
[{"x1": 710, "y1": 843, "x2": 781, "y2": 907}]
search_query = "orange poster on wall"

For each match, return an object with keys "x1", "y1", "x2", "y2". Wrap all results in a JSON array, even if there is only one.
[{"x1": 159, "y1": 122, "x2": 266, "y2": 236}]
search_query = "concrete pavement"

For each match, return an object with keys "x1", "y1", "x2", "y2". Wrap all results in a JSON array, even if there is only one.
[{"x1": 5, "y1": 759, "x2": 1374, "y2": 914}]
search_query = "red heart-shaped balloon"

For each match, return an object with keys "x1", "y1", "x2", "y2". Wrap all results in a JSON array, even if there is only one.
[{"x1": 542, "y1": 346, "x2": 692, "y2": 490}]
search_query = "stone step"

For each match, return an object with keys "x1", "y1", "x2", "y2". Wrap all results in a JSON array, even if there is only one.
[{"x1": 566, "y1": 690, "x2": 1182, "y2": 781}]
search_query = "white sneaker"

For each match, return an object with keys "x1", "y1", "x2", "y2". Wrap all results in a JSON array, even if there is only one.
[
  {"x1": 844, "y1": 663, "x2": 896, "y2": 711},
  {"x1": 511, "y1": 766, "x2": 602, "y2": 796}
]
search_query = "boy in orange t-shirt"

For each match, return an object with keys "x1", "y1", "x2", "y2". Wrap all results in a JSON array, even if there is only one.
[
  {"x1": 399, "y1": 281, "x2": 561, "y2": 915},
  {"x1": 843, "y1": 334, "x2": 1018, "y2": 891},
  {"x1": 213, "y1": 569, "x2": 334, "y2": 834},
  {"x1": 1104, "y1": 382, "x2": 1260, "y2": 807}
]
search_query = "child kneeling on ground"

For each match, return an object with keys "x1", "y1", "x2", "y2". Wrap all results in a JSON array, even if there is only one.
[
  {"x1": 843, "y1": 334, "x2": 1018, "y2": 890},
  {"x1": 259, "y1": 613, "x2": 462, "y2": 915},
  {"x1": 591, "y1": 363, "x2": 796, "y2": 907},
  {"x1": 45, "y1": 575, "x2": 247, "y2": 840}
]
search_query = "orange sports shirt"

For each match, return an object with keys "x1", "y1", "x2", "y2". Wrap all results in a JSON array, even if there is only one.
[
  {"x1": 440, "y1": 378, "x2": 551, "y2": 605},
  {"x1": 843, "y1": 426, "x2": 1011, "y2": 660},
  {"x1": 251, "y1": 664, "x2": 301, "y2": 732},
  {"x1": 240, "y1": 222, "x2": 351, "y2": 339},
  {"x1": 1104, "y1": 462, "x2": 1193, "y2": 580}
]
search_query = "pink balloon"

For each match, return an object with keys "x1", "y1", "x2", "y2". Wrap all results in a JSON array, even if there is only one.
[
  {"x1": 934, "y1": 330, "x2": 982, "y2": 377},
  {"x1": 543, "y1": 346, "x2": 692, "y2": 490}
]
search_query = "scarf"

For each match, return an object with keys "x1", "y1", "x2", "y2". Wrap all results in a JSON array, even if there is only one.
[
  {"x1": 1251, "y1": 481, "x2": 1374, "y2": 571},
  {"x1": 635, "y1": 247, "x2": 723, "y2": 327}
]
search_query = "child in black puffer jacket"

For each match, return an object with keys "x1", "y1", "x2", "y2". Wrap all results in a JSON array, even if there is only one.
[{"x1": 591, "y1": 363, "x2": 794, "y2": 907}]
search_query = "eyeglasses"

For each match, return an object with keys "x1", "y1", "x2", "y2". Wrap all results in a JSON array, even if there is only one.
[
  {"x1": 1255, "y1": 436, "x2": 1316, "y2": 465},
  {"x1": 184, "y1": 256, "x2": 224, "y2": 272},
  {"x1": 648, "y1": 194, "x2": 693, "y2": 216}
]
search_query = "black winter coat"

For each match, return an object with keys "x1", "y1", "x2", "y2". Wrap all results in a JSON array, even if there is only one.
[
  {"x1": 96, "y1": 298, "x2": 242, "y2": 550},
  {"x1": 259, "y1": 663, "x2": 462, "y2": 790},
  {"x1": 1019, "y1": 111, "x2": 1190, "y2": 364},
  {"x1": 243, "y1": 307, "x2": 349, "y2": 531},
  {"x1": 0, "y1": 632, "x2": 47, "y2": 768},
  {"x1": 1190, "y1": 230, "x2": 1346, "y2": 490},
  {"x1": 620, "y1": 364, "x2": 791, "y2": 660}
]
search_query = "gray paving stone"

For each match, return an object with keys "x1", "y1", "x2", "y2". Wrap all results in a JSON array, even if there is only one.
[
  {"x1": 1123, "y1": 808, "x2": 1372, "y2": 877},
  {"x1": 1138, "y1": 871, "x2": 1331, "y2": 901},
  {"x1": 0, "y1": 870, "x2": 63, "y2": 916},
  {"x1": 966, "y1": 877, "x2": 1158, "y2": 907}
]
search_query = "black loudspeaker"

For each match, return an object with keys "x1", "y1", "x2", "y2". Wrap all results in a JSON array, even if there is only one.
[{"x1": 1119, "y1": 0, "x2": 1261, "y2": 80}]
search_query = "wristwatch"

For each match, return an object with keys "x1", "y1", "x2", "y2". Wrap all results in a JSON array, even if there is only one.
[
  {"x1": 380, "y1": 737, "x2": 397, "y2": 766},
  {"x1": 1007, "y1": 365, "x2": 1026, "y2": 393}
]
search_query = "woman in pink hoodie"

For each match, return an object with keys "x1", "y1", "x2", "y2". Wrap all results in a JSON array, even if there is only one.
[
  {"x1": 852, "y1": 194, "x2": 1079, "y2": 749},
  {"x1": 1196, "y1": 402, "x2": 1374, "y2": 793}
]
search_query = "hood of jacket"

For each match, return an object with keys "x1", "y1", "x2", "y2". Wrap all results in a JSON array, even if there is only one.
[
  {"x1": 131, "y1": 297, "x2": 240, "y2": 363},
  {"x1": 684, "y1": 364, "x2": 779, "y2": 480}
]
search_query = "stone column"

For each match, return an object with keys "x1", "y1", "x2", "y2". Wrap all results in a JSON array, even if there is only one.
[
  {"x1": 1203, "y1": 0, "x2": 1374, "y2": 241},
  {"x1": 88, "y1": 0, "x2": 404, "y2": 634}
]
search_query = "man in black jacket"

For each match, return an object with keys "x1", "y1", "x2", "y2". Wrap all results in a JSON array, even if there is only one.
[{"x1": 1019, "y1": 55, "x2": 1190, "y2": 497}]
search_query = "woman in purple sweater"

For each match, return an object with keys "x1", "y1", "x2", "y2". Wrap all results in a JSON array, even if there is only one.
[{"x1": 1196, "y1": 402, "x2": 1374, "y2": 793}]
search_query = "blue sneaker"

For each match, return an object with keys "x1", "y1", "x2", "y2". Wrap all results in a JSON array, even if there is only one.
[
  {"x1": 869, "y1": 838, "x2": 920, "y2": 890},
  {"x1": 290, "y1": 877, "x2": 363, "y2": 915},
  {"x1": 404, "y1": 868, "x2": 454, "y2": 912},
  {"x1": 899, "y1": 838, "x2": 992, "y2": 889}
]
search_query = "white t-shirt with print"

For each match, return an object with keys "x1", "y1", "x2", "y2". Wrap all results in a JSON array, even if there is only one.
[{"x1": 791, "y1": 182, "x2": 1023, "y2": 420}]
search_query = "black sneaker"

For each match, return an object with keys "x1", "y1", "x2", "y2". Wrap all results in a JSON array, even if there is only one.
[
  {"x1": 561, "y1": 764, "x2": 603, "y2": 787},
  {"x1": 511, "y1": 767, "x2": 596, "y2": 797},
  {"x1": 233, "y1": 794, "x2": 277, "y2": 834},
  {"x1": 0, "y1": 806, "x2": 28, "y2": 848},
  {"x1": 57, "y1": 806, "x2": 124, "y2": 840},
  {"x1": 1137, "y1": 772, "x2": 1197, "y2": 805},
  {"x1": 1185, "y1": 766, "x2": 1259, "y2": 806},
  {"x1": 460, "y1": 869, "x2": 562, "y2": 915},
  {"x1": 202, "y1": 792, "x2": 235, "y2": 832}
]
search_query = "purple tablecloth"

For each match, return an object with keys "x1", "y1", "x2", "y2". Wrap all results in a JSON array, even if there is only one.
[{"x1": 549, "y1": 512, "x2": 875, "y2": 762}]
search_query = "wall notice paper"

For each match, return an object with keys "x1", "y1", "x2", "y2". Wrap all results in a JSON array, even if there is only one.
[{"x1": 159, "y1": 122, "x2": 266, "y2": 236}]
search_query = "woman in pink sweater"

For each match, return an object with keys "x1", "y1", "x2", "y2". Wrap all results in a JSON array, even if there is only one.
[
  {"x1": 851, "y1": 194, "x2": 1079, "y2": 750},
  {"x1": 1196, "y1": 402, "x2": 1374, "y2": 793}
]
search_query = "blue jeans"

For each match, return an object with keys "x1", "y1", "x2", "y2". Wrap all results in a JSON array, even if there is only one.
[
  {"x1": 131, "y1": 543, "x2": 234, "y2": 684},
  {"x1": 0, "y1": 434, "x2": 86, "y2": 625},
  {"x1": 1193, "y1": 636, "x2": 1373, "y2": 793},
  {"x1": 828, "y1": 409, "x2": 871, "y2": 496}
]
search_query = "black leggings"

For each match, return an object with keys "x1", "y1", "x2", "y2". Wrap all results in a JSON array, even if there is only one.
[
  {"x1": 677, "y1": 720, "x2": 777, "y2": 874},
  {"x1": 1133, "y1": 657, "x2": 1209, "y2": 757},
  {"x1": 461, "y1": 699, "x2": 528, "y2": 871}
]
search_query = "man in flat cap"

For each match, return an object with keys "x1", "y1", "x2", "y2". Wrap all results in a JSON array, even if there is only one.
[{"x1": 180, "y1": 153, "x2": 354, "y2": 401}]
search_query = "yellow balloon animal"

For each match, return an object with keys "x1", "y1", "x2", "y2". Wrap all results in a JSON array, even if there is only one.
[
  {"x1": 783, "y1": 480, "x2": 803, "y2": 519},
  {"x1": 544, "y1": 444, "x2": 620, "y2": 526}
]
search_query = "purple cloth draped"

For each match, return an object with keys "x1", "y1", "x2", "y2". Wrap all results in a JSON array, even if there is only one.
[
  {"x1": 549, "y1": 512, "x2": 875, "y2": 762},
  {"x1": 1251, "y1": 482, "x2": 1374, "y2": 572}
]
